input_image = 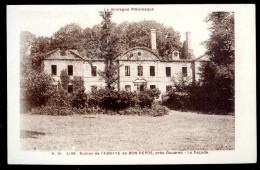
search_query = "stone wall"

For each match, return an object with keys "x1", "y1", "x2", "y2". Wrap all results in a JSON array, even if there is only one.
[
  {"x1": 118, "y1": 60, "x2": 193, "y2": 93},
  {"x1": 43, "y1": 59, "x2": 106, "y2": 92}
]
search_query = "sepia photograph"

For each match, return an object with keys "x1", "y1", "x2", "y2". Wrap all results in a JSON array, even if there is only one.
[{"x1": 7, "y1": 4, "x2": 256, "y2": 164}]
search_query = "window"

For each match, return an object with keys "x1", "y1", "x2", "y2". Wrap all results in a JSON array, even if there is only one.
[
  {"x1": 92, "y1": 66, "x2": 97, "y2": 76},
  {"x1": 68, "y1": 85, "x2": 73, "y2": 93},
  {"x1": 125, "y1": 66, "x2": 130, "y2": 76},
  {"x1": 166, "y1": 85, "x2": 172, "y2": 92},
  {"x1": 125, "y1": 85, "x2": 131, "y2": 92},
  {"x1": 51, "y1": 65, "x2": 57, "y2": 75},
  {"x1": 150, "y1": 85, "x2": 156, "y2": 89},
  {"x1": 137, "y1": 84, "x2": 145, "y2": 91},
  {"x1": 137, "y1": 66, "x2": 143, "y2": 76},
  {"x1": 91, "y1": 85, "x2": 97, "y2": 93},
  {"x1": 150, "y1": 66, "x2": 155, "y2": 76},
  {"x1": 182, "y1": 67, "x2": 187, "y2": 77},
  {"x1": 68, "y1": 65, "x2": 73, "y2": 76},
  {"x1": 138, "y1": 52, "x2": 142, "y2": 56},
  {"x1": 166, "y1": 67, "x2": 171, "y2": 77}
]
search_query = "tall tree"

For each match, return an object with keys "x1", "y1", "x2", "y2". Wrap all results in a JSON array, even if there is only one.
[
  {"x1": 30, "y1": 36, "x2": 53, "y2": 72},
  {"x1": 20, "y1": 31, "x2": 36, "y2": 76},
  {"x1": 201, "y1": 12, "x2": 234, "y2": 112},
  {"x1": 98, "y1": 9, "x2": 120, "y2": 89},
  {"x1": 82, "y1": 25, "x2": 101, "y2": 57},
  {"x1": 115, "y1": 20, "x2": 182, "y2": 59},
  {"x1": 51, "y1": 23, "x2": 84, "y2": 52}
]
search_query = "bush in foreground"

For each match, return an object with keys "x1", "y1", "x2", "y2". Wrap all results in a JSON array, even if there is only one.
[{"x1": 30, "y1": 103, "x2": 169, "y2": 117}]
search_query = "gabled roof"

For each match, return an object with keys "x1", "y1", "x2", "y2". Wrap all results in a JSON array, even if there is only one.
[
  {"x1": 45, "y1": 48, "x2": 59, "y2": 56},
  {"x1": 69, "y1": 49, "x2": 84, "y2": 59},
  {"x1": 116, "y1": 46, "x2": 160, "y2": 61},
  {"x1": 44, "y1": 49, "x2": 84, "y2": 60},
  {"x1": 44, "y1": 49, "x2": 106, "y2": 62}
]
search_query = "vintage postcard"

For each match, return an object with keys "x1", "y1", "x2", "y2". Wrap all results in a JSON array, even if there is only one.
[{"x1": 7, "y1": 4, "x2": 256, "y2": 164}]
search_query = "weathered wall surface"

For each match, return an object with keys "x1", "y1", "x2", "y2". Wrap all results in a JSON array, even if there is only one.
[
  {"x1": 43, "y1": 59, "x2": 106, "y2": 92},
  {"x1": 118, "y1": 60, "x2": 193, "y2": 93},
  {"x1": 43, "y1": 48, "x2": 204, "y2": 95}
]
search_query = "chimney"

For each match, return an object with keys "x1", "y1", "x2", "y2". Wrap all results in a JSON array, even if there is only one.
[
  {"x1": 184, "y1": 32, "x2": 194, "y2": 59},
  {"x1": 185, "y1": 32, "x2": 191, "y2": 50},
  {"x1": 150, "y1": 29, "x2": 157, "y2": 50}
]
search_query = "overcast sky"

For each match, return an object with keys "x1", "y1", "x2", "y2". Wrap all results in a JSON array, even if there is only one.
[{"x1": 11, "y1": 5, "x2": 217, "y2": 57}]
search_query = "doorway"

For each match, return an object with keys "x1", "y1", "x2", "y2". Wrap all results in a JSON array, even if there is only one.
[{"x1": 140, "y1": 84, "x2": 145, "y2": 91}]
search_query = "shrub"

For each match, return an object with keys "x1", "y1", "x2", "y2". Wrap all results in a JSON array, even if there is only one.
[
  {"x1": 47, "y1": 88, "x2": 71, "y2": 107},
  {"x1": 72, "y1": 76, "x2": 85, "y2": 93},
  {"x1": 31, "y1": 105, "x2": 98, "y2": 116},
  {"x1": 136, "y1": 92, "x2": 153, "y2": 108},
  {"x1": 30, "y1": 87, "x2": 168, "y2": 116},
  {"x1": 162, "y1": 91, "x2": 191, "y2": 111},
  {"x1": 60, "y1": 69, "x2": 70, "y2": 90},
  {"x1": 87, "y1": 89, "x2": 135, "y2": 111},
  {"x1": 71, "y1": 90, "x2": 87, "y2": 109},
  {"x1": 135, "y1": 89, "x2": 161, "y2": 108},
  {"x1": 22, "y1": 71, "x2": 55, "y2": 108},
  {"x1": 117, "y1": 90, "x2": 136, "y2": 109},
  {"x1": 31, "y1": 102, "x2": 169, "y2": 117},
  {"x1": 150, "y1": 103, "x2": 169, "y2": 116},
  {"x1": 121, "y1": 104, "x2": 169, "y2": 116},
  {"x1": 162, "y1": 80, "x2": 234, "y2": 114},
  {"x1": 87, "y1": 94, "x2": 99, "y2": 109}
]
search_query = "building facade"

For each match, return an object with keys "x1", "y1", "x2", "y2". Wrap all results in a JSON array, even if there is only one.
[{"x1": 43, "y1": 29, "x2": 207, "y2": 95}]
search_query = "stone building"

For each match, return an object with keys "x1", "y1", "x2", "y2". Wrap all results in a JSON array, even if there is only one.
[
  {"x1": 43, "y1": 49, "x2": 106, "y2": 92},
  {"x1": 43, "y1": 29, "x2": 208, "y2": 94}
]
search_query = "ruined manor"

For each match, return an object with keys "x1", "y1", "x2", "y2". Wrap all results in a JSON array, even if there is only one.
[{"x1": 43, "y1": 29, "x2": 208, "y2": 94}]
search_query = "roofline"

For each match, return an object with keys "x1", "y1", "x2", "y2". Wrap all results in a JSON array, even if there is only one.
[
  {"x1": 118, "y1": 59, "x2": 160, "y2": 62},
  {"x1": 44, "y1": 49, "x2": 104, "y2": 61},
  {"x1": 116, "y1": 46, "x2": 160, "y2": 60},
  {"x1": 69, "y1": 50, "x2": 85, "y2": 60},
  {"x1": 44, "y1": 48, "x2": 59, "y2": 57},
  {"x1": 44, "y1": 58, "x2": 105, "y2": 61},
  {"x1": 44, "y1": 58, "x2": 83, "y2": 61},
  {"x1": 160, "y1": 59, "x2": 194, "y2": 62}
]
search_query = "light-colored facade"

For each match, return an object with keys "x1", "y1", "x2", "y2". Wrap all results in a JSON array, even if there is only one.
[
  {"x1": 43, "y1": 49, "x2": 106, "y2": 93},
  {"x1": 116, "y1": 47, "x2": 195, "y2": 93},
  {"x1": 43, "y1": 29, "x2": 208, "y2": 95}
]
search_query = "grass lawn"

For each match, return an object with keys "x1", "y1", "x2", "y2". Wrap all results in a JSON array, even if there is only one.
[{"x1": 20, "y1": 110, "x2": 235, "y2": 151}]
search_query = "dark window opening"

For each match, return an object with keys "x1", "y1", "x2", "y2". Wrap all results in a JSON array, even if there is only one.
[
  {"x1": 138, "y1": 52, "x2": 142, "y2": 56},
  {"x1": 51, "y1": 65, "x2": 57, "y2": 75},
  {"x1": 150, "y1": 85, "x2": 156, "y2": 89},
  {"x1": 68, "y1": 85, "x2": 73, "y2": 93},
  {"x1": 125, "y1": 85, "x2": 131, "y2": 92},
  {"x1": 182, "y1": 67, "x2": 187, "y2": 77},
  {"x1": 166, "y1": 85, "x2": 172, "y2": 92},
  {"x1": 140, "y1": 85, "x2": 145, "y2": 91},
  {"x1": 150, "y1": 66, "x2": 155, "y2": 76},
  {"x1": 92, "y1": 66, "x2": 97, "y2": 76},
  {"x1": 68, "y1": 65, "x2": 73, "y2": 76},
  {"x1": 166, "y1": 67, "x2": 171, "y2": 77},
  {"x1": 137, "y1": 66, "x2": 143, "y2": 76},
  {"x1": 91, "y1": 85, "x2": 97, "y2": 93},
  {"x1": 125, "y1": 66, "x2": 130, "y2": 76}
]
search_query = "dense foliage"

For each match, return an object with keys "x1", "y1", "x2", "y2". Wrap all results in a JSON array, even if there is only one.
[
  {"x1": 200, "y1": 12, "x2": 234, "y2": 112},
  {"x1": 21, "y1": 10, "x2": 234, "y2": 116},
  {"x1": 162, "y1": 12, "x2": 234, "y2": 114},
  {"x1": 30, "y1": 88, "x2": 166, "y2": 116},
  {"x1": 21, "y1": 71, "x2": 55, "y2": 109},
  {"x1": 60, "y1": 69, "x2": 70, "y2": 90}
]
